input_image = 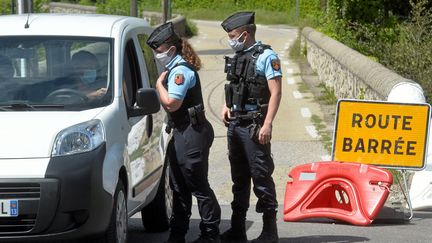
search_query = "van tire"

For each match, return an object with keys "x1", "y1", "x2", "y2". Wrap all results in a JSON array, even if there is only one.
[
  {"x1": 141, "y1": 163, "x2": 172, "y2": 232},
  {"x1": 99, "y1": 180, "x2": 128, "y2": 243}
]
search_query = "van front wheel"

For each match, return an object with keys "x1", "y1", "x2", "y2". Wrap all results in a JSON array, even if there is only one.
[
  {"x1": 141, "y1": 163, "x2": 172, "y2": 232},
  {"x1": 101, "y1": 180, "x2": 128, "y2": 243}
]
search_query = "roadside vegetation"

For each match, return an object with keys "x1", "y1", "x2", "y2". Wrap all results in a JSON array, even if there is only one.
[
  {"x1": 298, "y1": 0, "x2": 432, "y2": 103},
  {"x1": 311, "y1": 115, "x2": 333, "y2": 154}
]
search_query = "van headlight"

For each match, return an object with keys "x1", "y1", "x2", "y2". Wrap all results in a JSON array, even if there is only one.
[{"x1": 52, "y1": 120, "x2": 105, "y2": 157}]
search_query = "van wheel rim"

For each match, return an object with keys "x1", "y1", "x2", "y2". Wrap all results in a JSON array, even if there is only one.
[{"x1": 116, "y1": 190, "x2": 127, "y2": 243}]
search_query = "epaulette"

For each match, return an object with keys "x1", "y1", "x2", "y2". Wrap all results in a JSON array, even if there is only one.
[{"x1": 254, "y1": 43, "x2": 272, "y2": 54}]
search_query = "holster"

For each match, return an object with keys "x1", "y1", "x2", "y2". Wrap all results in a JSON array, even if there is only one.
[{"x1": 188, "y1": 104, "x2": 206, "y2": 126}]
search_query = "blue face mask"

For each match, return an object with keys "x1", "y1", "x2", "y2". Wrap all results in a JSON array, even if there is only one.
[{"x1": 80, "y1": 69, "x2": 97, "y2": 84}]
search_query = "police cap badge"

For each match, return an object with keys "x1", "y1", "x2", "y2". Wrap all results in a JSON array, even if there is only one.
[
  {"x1": 146, "y1": 22, "x2": 180, "y2": 49},
  {"x1": 221, "y1": 11, "x2": 255, "y2": 32}
]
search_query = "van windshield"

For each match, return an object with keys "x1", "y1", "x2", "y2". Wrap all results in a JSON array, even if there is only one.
[{"x1": 0, "y1": 36, "x2": 113, "y2": 111}]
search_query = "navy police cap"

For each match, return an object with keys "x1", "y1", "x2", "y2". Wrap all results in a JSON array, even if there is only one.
[
  {"x1": 221, "y1": 11, "x2": 255, "y2": 32},
  {"x1": 146, "y1": 22, "x2": 179, "y2": 49}
]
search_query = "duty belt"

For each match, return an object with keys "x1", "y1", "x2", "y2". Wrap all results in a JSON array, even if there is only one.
[
  {"x1": 230, "y1": 111, "x2": 262, "y2": 121},
  {"x1": 166, "y1": 104, "x2": 206, "y2": 133}
]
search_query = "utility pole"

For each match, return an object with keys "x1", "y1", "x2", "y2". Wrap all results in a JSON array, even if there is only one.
[
  {"x1": 162, "y1": 0, "x2": 171, "y2": 23},
  {"x1": 130, "y1": 0, "x2": 137, "y2": 17},
  {"x1": 16, "y1": 0, "x2": 32, "y2": 14},
  {"x1": 296, "y1": 0, "x2": 299, "y2": 19}
]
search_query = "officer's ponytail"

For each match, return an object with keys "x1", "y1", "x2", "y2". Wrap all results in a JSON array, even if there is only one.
[
  {"x1": 166, "y1": 36, "x2": 201, "y2": 71},
  {"x1": 180, "y1": 38, "x2": 201, "y2": 71}
]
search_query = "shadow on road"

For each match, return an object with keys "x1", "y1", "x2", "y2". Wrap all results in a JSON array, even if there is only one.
[
  {"x1": 129, "y1": 218, "x2": 253, "y2": 242},
  {"x1": 280, "y1": 235, "x2": 369, "y2": 243}
]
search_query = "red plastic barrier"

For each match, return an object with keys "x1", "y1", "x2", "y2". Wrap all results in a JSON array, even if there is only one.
[{"x1": 283, "y1": 161, "x2": 393, "y2": 226}]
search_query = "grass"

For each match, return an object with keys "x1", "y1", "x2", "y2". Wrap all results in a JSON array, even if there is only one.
[
  {"x1": 316, "y1": 82, "x2": 338, "y2": 105},
  {"x1": 185, "y1": 18, "x2": 198, "y2": 37},
  {"x1": 288, "y1": 30, "x2": 303, "y2": 61},
  {"x1": 175, "y1": 8, "x2": 297, "y2": 25},
  {"x1": 297, "y1": 82, "x2": 309, "y2": 93},
  {"x1": 311, "y1": 114, "x2": 333, "y2": 153}
]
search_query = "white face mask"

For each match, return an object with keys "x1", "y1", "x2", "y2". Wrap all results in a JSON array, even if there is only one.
[
  {"x1": 155, "y1": 47, "x2": 174, "y2": 66},
  {"x1": 228, "y1": 32, "x2": 246, "y2": 52}
]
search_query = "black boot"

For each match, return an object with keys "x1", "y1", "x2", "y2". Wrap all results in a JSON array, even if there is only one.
[
  {"x1": 251, "y1": 211, "x2": 278, "y2": 243},
  {"x1": 165, "y1": 234, "x2": 186, "y2": 243},
  {"x1": 220, "y1": 213, "x2": 247, "y2": 242},
  {"x1": 189, "y1": 234, "x2": 220, "y2": 243}
]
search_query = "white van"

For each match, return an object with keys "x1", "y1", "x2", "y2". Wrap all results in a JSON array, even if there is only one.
[{"x1": 0, "y1": 14, "x2": 172, "y2": 242}]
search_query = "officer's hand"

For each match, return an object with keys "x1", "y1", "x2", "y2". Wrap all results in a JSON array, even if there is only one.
[
  {"x1": 156, "y1": 71, "x2": 168, "y2": 88},
  {"x1": 221, "y1": 105, "x2": 231, "y2": 126},
  {"x1": 259, "y1": 123, "x2": 272, "y2": 144}
]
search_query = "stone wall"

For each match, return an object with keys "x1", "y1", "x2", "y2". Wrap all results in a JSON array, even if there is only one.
[
  {"x1": 49, "y1": 2, "x2": 96, "y2": 14},
  {"x1": 301, "y1": 27, "x2": 419, "y2": 100},
  {"x1": 48, "y1": 2, "x2": 187, "y2": 37}
]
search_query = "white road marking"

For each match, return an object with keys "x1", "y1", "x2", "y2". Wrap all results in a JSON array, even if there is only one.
[
  {"x1": 283, "y1": 61, "x2": 290, "y2": 65},
  {"x1": 301, "y1": 108, "x2": 312, "y2": 118},
  {"x1": 293, "y1": 91, "x2": 303, "y2": 99},
  {"x1": 286, "y1": 68, "x2": 294, "y2": 74},
  {"x1": 287, "y1": 77, "x2": 295, "y2": 85},
  {"x1": 306, "y1": 126, "x2": 319, "y2": 138}
]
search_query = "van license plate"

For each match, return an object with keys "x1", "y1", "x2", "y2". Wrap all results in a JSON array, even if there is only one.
[{"x1": 0, "y1": 200, "x2": 19, "y2": 217}]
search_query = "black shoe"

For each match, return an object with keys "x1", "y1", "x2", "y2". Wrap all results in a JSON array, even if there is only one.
[
  {"x1": 165, "y1": 235, "x2": 186, "y2": 243},
  {"x1": 220, "y1": 227, "x2": 247, "y2": 242},
  {"x1": 189, "y1": 234, "x2": 221, "y2": 243},
  {"x1": 250, "y1": 231, "x2": 278, "y2": 243}
]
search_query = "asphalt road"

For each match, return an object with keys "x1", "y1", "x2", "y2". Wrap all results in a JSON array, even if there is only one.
[{"x1": 127, "y1": 20, "x2": 432, "y2": 243}]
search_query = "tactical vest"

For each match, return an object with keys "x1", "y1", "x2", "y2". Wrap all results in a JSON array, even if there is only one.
[
  {"x1": 165, "y1": 62, "x2": 204, "y2": 128},
  {"x1": 224, "y1": 43, "x2": 271, "y2": 112}
]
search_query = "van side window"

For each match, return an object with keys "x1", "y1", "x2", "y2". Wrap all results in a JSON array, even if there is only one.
[
  {"x1": 123, "y1": 40, "x2": 142, "y2": 108},
  {"x1": 137, "y1": 34, "x2": 159, "y2": 88}
]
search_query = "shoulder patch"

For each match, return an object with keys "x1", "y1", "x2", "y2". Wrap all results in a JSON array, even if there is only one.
[
  {"x1": 174, "y1": 74, "x2": 184, "y2": 85},
  {"x1": 271, "y1": 59, "x2": 281, "y2": 71}
]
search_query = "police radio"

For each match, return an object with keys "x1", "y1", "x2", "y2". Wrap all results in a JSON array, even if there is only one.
[{"x1": 224, "y1": 55, "x2": 238, "y2": 81}]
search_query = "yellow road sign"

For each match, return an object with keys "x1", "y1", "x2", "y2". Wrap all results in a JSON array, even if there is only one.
[{"x1": 332, "y1": 100, "x2": 431, "y2": 170}]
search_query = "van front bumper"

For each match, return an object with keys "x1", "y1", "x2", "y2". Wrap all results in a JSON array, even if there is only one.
[{"x1": 0, "y1": 143, "x2": 113, "y2": 240}]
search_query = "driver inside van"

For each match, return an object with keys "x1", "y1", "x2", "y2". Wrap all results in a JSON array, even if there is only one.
[{"x1": 70, "y1": 50, "x2": 107, "y2": 99}]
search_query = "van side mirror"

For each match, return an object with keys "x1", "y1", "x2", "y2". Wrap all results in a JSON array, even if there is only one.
[{"x1": 133, "y1": 88, "x2": 160, "y2": 116}]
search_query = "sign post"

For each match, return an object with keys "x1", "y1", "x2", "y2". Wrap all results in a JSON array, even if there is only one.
[{"x1": 332, "y1": 99, "x2": 431, "y2": 170}]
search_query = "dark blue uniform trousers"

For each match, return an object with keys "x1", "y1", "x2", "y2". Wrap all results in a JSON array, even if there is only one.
[
  {"x1": 227, "y1": 121, "x2": 278, "y2": 214},
  {"x1": 169, "y1": 121, "x2": 221, "y2": 238}
]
